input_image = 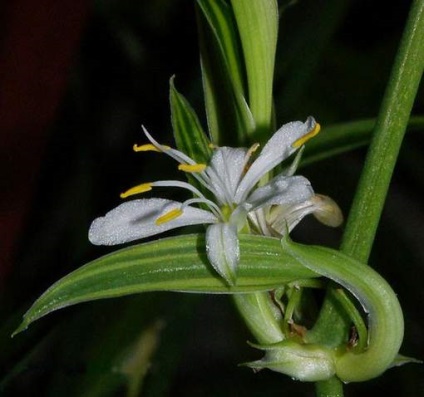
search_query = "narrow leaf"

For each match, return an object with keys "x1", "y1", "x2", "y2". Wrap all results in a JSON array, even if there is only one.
[
  {"x1": 231, "y1": 0, "x2": 279, "y2": 137},
  {"x1": 14, "y1": 234, "x2": 318, "y2": 335},
  {"x1": 197, "y1": 0, "x2": 245, "y2": 95},
  {"x1": 170, "y1": 77, "x2": 212, "y2": 164},
  {"x1": 196, "y1": 0, "x2": 255, "y2": 145}
]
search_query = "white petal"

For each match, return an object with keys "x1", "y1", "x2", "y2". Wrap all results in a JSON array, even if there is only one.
[
  {"x1": 267, "y1": 194, "x2": 334, "y2": 235},
  {"x1": 206, "y1": 147, "x2": 248, "y2": 204},
  {"x1": 247, "y1": 207, "x2": 274, "y2": 236},
  {"x1": 89, "y1": 198, "x2": 217, "y2": 245},
  {"x1": 235, "y1": 117, "x2": 317, "y2": 202},
  {"x1": 246, "y1": 175, "x2": 314, "y2": 210},
  {"x1": 206, "y1": 223, "x2": 240, "y2": 285},
  {"x1": 310, "y1": 194, "x2": 344, "y2": 227},
  {"x1": 267, "y1": 201, "x2": 316, "y2": 235},
  {"x1": 268, "y1": 195, "x2": 343, "y2": 237},
  {"x1": 228, "y1": 205, "x2": 249, "y2": 231}
]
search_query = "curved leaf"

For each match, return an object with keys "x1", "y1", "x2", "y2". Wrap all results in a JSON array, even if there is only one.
[
  {"x1": 14, "y1": 234, "x2": 318, "y2": 335},
  {"x1": 282, "y1": 237, "x2": 404, "y2": 382}
]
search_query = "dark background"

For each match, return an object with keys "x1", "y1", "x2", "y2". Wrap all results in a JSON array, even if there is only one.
[{"x1": 1, "y1": 0, "x2": 423, "y2": 396}]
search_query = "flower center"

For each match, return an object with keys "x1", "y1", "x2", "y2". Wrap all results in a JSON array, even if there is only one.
[{"x1": 220, "y1": 205, "x2": 233, "y2": 222}]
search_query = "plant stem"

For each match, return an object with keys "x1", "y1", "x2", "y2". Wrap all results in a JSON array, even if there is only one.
[
  {"x1": 340, "y1": 0, "x2": 424, "y2": 261},
  {"x1": 315, "y1": 0, "x2": 424, "y2": 395},
  {"x1": 315, "y1": 376, "x2": 344, "y2": 397}
]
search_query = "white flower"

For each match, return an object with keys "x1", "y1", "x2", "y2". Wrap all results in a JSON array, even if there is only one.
[{"x1": 89, "y1": 116, "x2": 334, "y2": 285}]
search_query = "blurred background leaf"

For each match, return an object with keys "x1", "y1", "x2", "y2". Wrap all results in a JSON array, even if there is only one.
[{"x1": 1, "y1": 0, "x2": 423, "y2": 396}]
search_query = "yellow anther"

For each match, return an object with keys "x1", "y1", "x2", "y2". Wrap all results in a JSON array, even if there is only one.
[
  {"x1": 120, "y1": 183, "x2": 153, "y2": 198},
  {"x1": 133, "y1": 143, "x2": 170, "y2": 152},
  {"x1": 247, "y1": 142, "x2": 260, "y2": 157},
  {"x1": 155, "y1": 208, "x2": 183, "y2": 225},
  {"x1": 178, "y1": 163, "x2": 207, "y2": 173},
  {"x1": 243, "y1": 143, "x2": 260, "y2": 173},
  {"x1": 292, "y1": 123, "x2": 321, "y2": 148},
  {"x1": 208, "y1": 143, "x2": 217, "y2": 149}
]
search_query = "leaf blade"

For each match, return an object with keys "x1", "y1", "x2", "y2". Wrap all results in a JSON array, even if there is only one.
[
  {"x1": 14, "y1": 234, "x2": 318, "y2": 335},
  {"x1": 170, "y1": 77, "x2": 212, "y2": 164},
  {"x1": 196, "y1": 0, "x2": 255, "y2": 145},
  {"x1": 231, "y1": 0, "x2": 279, "y2": 137}
]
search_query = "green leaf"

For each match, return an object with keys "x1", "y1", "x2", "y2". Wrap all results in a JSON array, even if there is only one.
[
  {"x1": 170, "y1": 77, "x2": 212, "y2": 164},
  {"x1": 197, "y1": 0, "x2": 245, "y2": 96},
  {"x1": 14, "y1": 234, "x2": 318, "y2": 335},
  {"x1": 231, "y1": 0, "x2": 279, "y2": 138},
  {"x1": 196, "y1": 0, "x2": 255, "y2": 145},
  {"x1": 340, "y1": 0, "x2": 424, "y2": 261},
  {"x1": 312, "y1": 2, "x2": 424, "y2": 388},
  {"x1": 301, "y1": 115, "x2": 424, "y2": 167}
]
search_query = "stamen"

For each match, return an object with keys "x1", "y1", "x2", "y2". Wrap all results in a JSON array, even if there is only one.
[
  {"x1": 155, "y1": 208, "x2": 183, "y2": 225},
  {"x1": 292, "y1": 122, "x2": 321, "y2": 148},
  {"x1": 141, "y1": 126, "x2": 221, "y2": 200},
  {"x1": 120, "y1": 183, "x2": 153, "y2": 198},
  {"x1": 208, "y1": 143, "x2": 217, "y2": 149},
  {"x1": 243, "y1": 143, "x2": 260, "y2": 173},
  {"x1": 247, "y1": 143, "x2": 260, "y2": 157},
  {"x1": 133, "y1": 143, "x2": 170, "y2": 152},
  {"x1": 152, "y1": 180, "x2": 205, "y2": 199},
  {"x1": 178, "y1": 163, "x2": 207, "y2": 173},
  {"x1": 181, "y1": 198, "x2": 222, "y2": 218}
]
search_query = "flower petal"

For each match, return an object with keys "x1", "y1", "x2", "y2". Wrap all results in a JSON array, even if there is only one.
[
  {"x1": 206, "y1": 147, "x2": 248, "y2": 204},
  {"x1": 247, "y1": 207, "x2": 274, "y2": 236},
  {"x1": 89, "y1": 198, "x2": 217, "y2": 245},
  {"x1": 235, "y1": 117, "x2": 317, "y2": 202},
  {"x1": 309, "y1": 194, "x2": 344, "y2": 227},
  {"x1": 205, "y1": 223, "x2": 240, "y2": 285},
  {"x1": 246, "y1": 175, "x2": 314, "y2": 210},
  {"x1": 266, "y1": 194, "x2": 343, "y2": 235},
  {"x1": 266, "y1": 201, "x2": 317, "y2": 236}
]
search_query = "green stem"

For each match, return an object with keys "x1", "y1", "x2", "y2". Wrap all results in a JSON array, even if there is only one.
[
  {"x1": 340, "y1": 0, "x2": 424, "y2": 261},
  {"x1": 233, "y1": 292, "x2": 284, "y2": 344},
  {"x1": 314, "y1": 0, "x2": 424, "y2": 395},
  {"x1": 315, "y1": 377, "x2": 344, "y2": 397}
]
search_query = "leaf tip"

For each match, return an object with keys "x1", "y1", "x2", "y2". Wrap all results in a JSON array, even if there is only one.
[
  {"x1": 11, "y1": 321, "x2": 29, "y2": 338},
  {"x1": 169, "y1": 74, "x2": 176, "y2": 89}
]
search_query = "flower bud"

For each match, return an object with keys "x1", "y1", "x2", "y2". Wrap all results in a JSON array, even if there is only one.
[
  {"x1": 311, "y1": 194, "x2": 343, "y2": 227},
  {"x1": 245, "y1": 339, "x2": 336, "y2": 382}
]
